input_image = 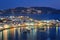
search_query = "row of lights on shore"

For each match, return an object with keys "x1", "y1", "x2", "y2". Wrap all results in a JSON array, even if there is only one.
[{"x1": 0, "y1": 16, "x2": 60, "y2": 30}]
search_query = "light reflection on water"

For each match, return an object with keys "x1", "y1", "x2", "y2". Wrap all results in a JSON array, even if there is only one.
[{"x1": 0, "y1": 27, "x2": 60, "y2": 40}]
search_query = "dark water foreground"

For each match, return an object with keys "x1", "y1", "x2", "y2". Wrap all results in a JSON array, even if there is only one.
[{"x1": 0, "y1": 27, "x2": 60, "y2": 40}]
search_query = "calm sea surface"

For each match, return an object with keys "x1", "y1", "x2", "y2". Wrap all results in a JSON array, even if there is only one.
[{"x1": 0, "y1": 27, "x2": 60, "y2": 40}]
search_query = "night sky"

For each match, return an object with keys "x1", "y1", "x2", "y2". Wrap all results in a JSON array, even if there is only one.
[{"x1": 0, "y1": 0, "x2": 60, "y2": 9}]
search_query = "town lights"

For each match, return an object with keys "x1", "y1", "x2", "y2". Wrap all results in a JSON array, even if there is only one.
[
  {"x1": 36, "y1": 10, "x2": 42, "y2": 14},
  {"x1": 0, "y1": 26, "x2": 3, "y2": 30},
  {"x1": 25, "y1": 27, "x2": 30, "y2": 30},
  {"x1": 38, "y1": 23, "x2": 43, "y2": 26},
  {"x1": 3, "y1": 24, "x2": 9, "y2": 29},
  {"x1": 29, "y1": 18, "x2": 33, "y2": 22}
]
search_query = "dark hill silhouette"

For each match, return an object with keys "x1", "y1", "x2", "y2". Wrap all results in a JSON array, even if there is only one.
[
  {"x1": 0, "y1": 7, "x2": 60, "y2": 14},
  {"x1": 0, "y1": 7, "x2": 60, "y2": 20}
]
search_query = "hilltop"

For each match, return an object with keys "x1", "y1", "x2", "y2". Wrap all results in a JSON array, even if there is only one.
[{"x1": 0, "y1": 7, "x2": 60, "y2": 14}]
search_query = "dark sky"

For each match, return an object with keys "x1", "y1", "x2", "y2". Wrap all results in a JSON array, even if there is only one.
[{"x1": 0, "y1": 0, "x2": 60, "y2": 9}]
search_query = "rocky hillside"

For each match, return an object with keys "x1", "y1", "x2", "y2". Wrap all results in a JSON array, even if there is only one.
[{"x1": 0, "y1": 7, "x2": 60, "y2": 14}]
